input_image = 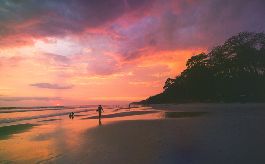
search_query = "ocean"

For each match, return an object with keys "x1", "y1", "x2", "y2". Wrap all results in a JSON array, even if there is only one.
[{"x1": 0, "y1": 105, "x2": 128, "y2": 127}]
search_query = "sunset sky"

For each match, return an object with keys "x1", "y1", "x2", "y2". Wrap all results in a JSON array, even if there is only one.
[{"x1": 0, "y1": 0, "x2": 264, "y2": 106}]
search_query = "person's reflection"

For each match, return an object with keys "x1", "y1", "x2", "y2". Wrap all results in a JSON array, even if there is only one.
[{"x1": 98, "y1": 119, "x2": 102, "y2": 126}]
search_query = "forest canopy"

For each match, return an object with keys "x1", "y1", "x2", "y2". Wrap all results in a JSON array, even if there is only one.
[{"x1": 139, "y1": 32, "x2": 265, "y2": 104}]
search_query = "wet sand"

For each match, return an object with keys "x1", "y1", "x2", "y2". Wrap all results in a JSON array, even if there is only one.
[{"x1": 1, "y1": 104, "x2": 265, "y2": 163}]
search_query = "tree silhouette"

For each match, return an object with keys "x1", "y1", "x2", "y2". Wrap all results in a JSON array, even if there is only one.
[{"x1": 139, "y1": 32, "x2": 265, "y2": 104}]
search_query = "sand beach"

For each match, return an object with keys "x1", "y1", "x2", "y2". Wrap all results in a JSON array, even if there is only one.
[{"x1": 0, "y1": 104, "x2": 265, "y2": 163}]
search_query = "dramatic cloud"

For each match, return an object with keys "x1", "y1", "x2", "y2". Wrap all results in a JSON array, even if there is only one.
[
  {"x1": 30, "y1": 83, "x2": 74, "y2": 89},
  {"x1": 0, "y1": 0, "x2": 153, "y2": 41},
  {"x1": 114, "y1": 0, "x2": 265, "y2": 61},
  {"x1": 0, "y1": 0, "x2": 264, "y2": 105}
]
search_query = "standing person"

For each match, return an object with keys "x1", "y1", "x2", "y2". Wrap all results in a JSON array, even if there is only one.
[{"x1": 96, "y1": 105, "x2": 104, "y2": 120}]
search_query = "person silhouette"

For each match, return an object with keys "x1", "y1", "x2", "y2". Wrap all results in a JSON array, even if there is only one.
[
  {"x1": 69, "y1": 112, "x2": 74, "y2": 119},
  {"x1": 96, "y1": 105, "x2": 104, "y2": 120}
]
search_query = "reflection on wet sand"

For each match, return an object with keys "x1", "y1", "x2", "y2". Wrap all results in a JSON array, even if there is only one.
[
  {"x1": 0, "y1": 107, "x2": 154, "y2": 163},
  {"x1": 0, "y1": 124, "x2": 35, "y2": 140},
  {"x1": 1, "y1": 104, "x2": 265, "y2": 163},
  {"x1": 0, "y1": 118, "x2": 101, "y2": 163},
  {"x1": 99, "y1": 119, "x2": 102, "y2": 126},
  {"x1": 0, "y1": 124, "x2": 56, "y2": 162},
  {"x1": 38, "y1": 118, "x2": 61, "y2": 123},
  {"x1": 164, "y1": 111, "x2": 208, "y2": 118},
  {"x1": 82, "y1": 110, "x2": 158, "y2": 119},
  {"x1": 0, "y1": 107, "x2": 162, "y2": 163}
]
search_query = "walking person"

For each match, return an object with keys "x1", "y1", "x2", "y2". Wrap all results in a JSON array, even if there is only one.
[{"x1": 96, "y1": 105, "x2": 104, "y2": 120}]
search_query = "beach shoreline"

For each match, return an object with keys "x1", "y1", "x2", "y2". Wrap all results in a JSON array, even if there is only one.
[{"x1": 1, "y1": 104, "x2": 265, "y2": 163}]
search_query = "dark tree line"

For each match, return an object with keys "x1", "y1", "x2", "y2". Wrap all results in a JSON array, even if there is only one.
[{"x1": 140, "y1": 32, "x2": 265, "y2": 104}]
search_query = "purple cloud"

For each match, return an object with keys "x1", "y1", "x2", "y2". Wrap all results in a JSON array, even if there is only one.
[
  {"x1": 30, "y1": 83, "x2": 74, "y2": 89},
  {"x1": 0, "y1": 0, "x2": 154, "y2": 39},
  {"x1": 114, "y1": 0, "x2": 265, "y2": 60}
]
